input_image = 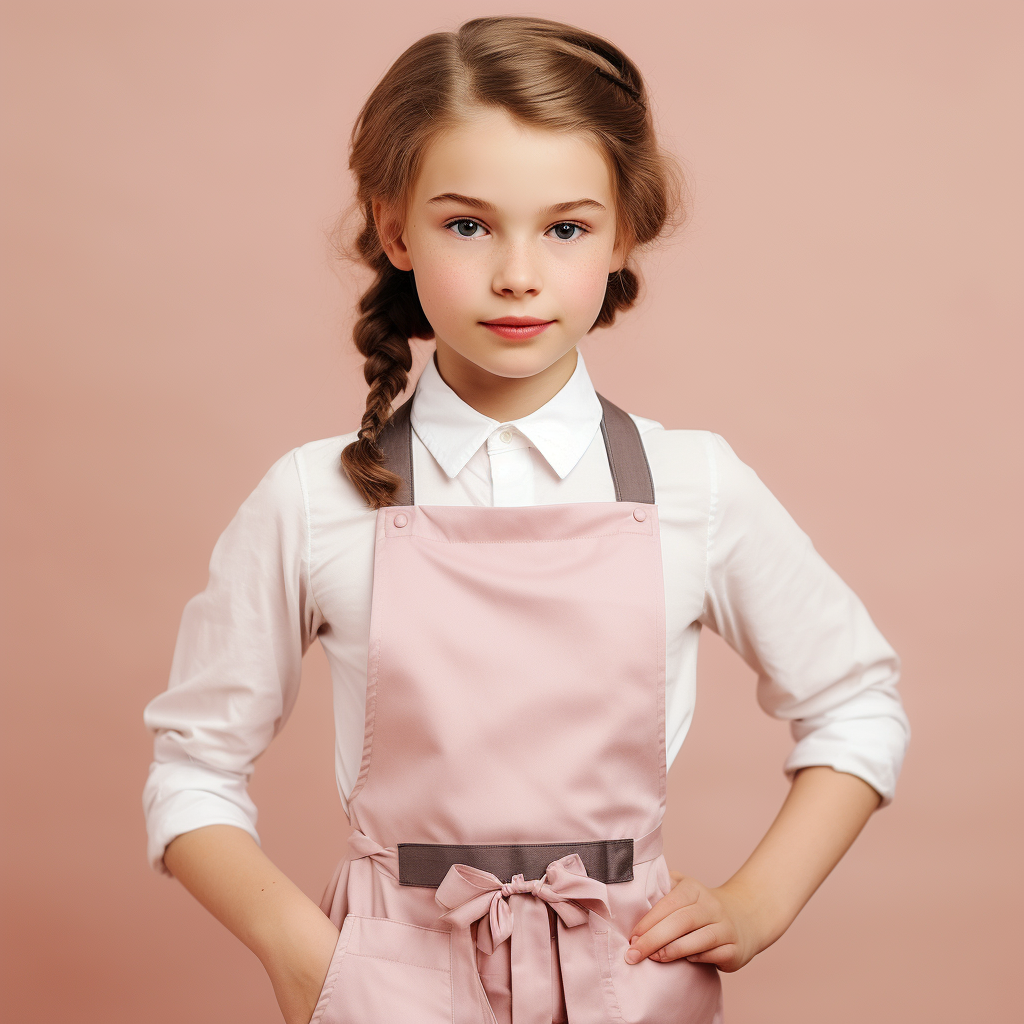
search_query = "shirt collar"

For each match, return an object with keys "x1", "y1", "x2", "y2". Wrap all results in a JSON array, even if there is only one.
[{"x1": 410, "y1": 349, "x2": 605, "y2": 480}]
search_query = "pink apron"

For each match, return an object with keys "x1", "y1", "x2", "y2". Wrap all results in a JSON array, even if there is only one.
[{"x1": 311, "y1": 392, "x2": 724, "y2": 1024}]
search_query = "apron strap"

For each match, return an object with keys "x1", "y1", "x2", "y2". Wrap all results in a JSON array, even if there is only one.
[
  {"x1": 376, "y1": 395, "x2": 415, "y2": 506},
  {"x1": 596, "y1": 393, "x2": 656, "y2": 504},
  {"x1": 375, "y1": 388, "x2": 655, "y2": 506}
]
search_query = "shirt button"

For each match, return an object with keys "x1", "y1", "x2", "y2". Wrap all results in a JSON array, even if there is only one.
[
  {"x1": 632, "y1": 508, "x2": 647, "y2": 522},
  {"x1": 499, "y1": 430, "x2": 513, "y2": 444},
  {"x1": 394, "y1": 513, "x2": 408, "y2": 528}
]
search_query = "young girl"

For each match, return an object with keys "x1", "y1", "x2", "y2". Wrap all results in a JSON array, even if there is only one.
[{"x1": 143, "y1": 16, "x2": 909, "y2": 1024}]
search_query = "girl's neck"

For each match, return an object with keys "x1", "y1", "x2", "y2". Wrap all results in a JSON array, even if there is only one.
[{"x1": 432, "y1": 343, "x2": 579, "y2": 422}]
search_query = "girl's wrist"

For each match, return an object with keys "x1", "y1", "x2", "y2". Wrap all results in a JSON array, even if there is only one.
[
  {"x1": 257, "y1": 896, "x2": 340, "y2": 1021},
  {"x1": 713, "y1": 875, "x2": 796, "y2": 953},
  {"x1": 710, "y1": 769, "x2": 883, "y2": 957}
]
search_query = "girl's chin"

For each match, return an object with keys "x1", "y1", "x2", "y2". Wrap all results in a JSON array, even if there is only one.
[{"x1": 436, "y1": 336, "x2": 579, "y2": 380}]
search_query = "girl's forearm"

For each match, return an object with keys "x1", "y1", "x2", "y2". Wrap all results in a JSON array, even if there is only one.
[
  {"x1": 717, "y1": 765, "x2": 881, "y2": 949},
  {"x1": 163, "y1": 825, "x2": 339, "y2": 1020},
  {"x1": 163, "y1": 824, "x2": 326, "y2": 962}
]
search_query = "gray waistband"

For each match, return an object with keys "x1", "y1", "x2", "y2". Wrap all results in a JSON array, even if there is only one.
[{"x1": 397, "y1": 825, "x2": 662, "y2": 887}]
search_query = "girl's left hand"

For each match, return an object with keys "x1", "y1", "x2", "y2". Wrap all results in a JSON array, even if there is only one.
[{"x1": 623, "y1": 869, "x2": 767, "y2": 973}]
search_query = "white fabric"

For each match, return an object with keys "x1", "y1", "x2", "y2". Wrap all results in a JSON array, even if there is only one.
[{"x1": 143, "y1": 351, "x2": 909, "y2": 874}]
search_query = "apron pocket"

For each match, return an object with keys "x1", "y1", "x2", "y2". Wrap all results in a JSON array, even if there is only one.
[
  {"x1": 310, "y1": 914, "x2": 453, "y2": 1024},
  {"x1": 597, "y1": 921, "x2": 722, "y2": 1024},
  {"x1": 592, "y1": 860, "x2": 724, "y2": 1024}
]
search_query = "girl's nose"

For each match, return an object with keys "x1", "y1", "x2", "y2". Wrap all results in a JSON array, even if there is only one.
[{"x1": 491, "y1": 242, "x2": 542, "y2": 298}]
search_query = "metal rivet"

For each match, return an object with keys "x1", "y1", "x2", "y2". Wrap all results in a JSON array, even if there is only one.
[
  {"x1": 394, "y1": 513, "x2": 408, "y2": 528},
  {"x1": 632, "y1": 508, "x2": 647, "y2": 522}
]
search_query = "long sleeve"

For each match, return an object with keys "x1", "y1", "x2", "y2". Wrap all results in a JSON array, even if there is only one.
[
  {"x1": 142, "y1": 448, "x2": 324, "y2": 874},
  {"x1": 698, "y1": 433, "x2": 909, "y2": 804}
]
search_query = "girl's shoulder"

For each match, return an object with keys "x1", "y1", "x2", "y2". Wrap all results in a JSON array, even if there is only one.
[
  {"x1": 629, "y1": 416, "x2": 768, "y2": 514},
  {"x1": 291, "y1": 430, "x2": 359, "y2": 475},
  {"x1": 630, "y1": 414, "x2": 720, "y2": 478},
  {"x1": 289, "y1": 430, "x2": 368, "y2": 514},
  {"x1": 235, "y1": 432, "x2": 367, "y2": 527}
]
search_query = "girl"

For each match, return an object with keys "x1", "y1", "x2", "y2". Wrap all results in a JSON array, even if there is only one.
[{"x1": 143, "y1": 16, "x2": 909, "y2": 1024}]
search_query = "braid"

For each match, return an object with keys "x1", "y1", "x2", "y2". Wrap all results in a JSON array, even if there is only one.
[{"x1": 341, "y1": 223, "x2": 433, "y2": 508}]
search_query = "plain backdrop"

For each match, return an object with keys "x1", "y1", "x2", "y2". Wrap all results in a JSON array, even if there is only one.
[{"x1": 2, "y1": 2, "x2": 1021, "y2": 1021}]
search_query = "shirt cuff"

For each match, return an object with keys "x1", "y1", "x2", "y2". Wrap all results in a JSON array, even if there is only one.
[
  {"x1": 783, "y1": 711, "x2": 910, "y2": 807},
  {"x1": 143, "y1": 762, "x2": 261, "y2": 875}
]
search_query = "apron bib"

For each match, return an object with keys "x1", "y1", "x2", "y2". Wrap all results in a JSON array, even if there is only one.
[{"x1": 311, "y1": 392, "x2": 723, "y2": 1024}]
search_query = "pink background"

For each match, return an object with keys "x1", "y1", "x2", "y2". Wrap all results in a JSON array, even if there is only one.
[{"x1": 3, "y1": 2, "x2": 1021, "y2": 1021}]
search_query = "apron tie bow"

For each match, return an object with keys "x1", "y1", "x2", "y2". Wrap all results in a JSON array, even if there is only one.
[{"x1": 436, "y1": 853, "x2": 613, "y2": 1024}]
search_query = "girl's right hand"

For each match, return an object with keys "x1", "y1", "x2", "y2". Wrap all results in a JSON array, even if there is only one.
[{"x1": 263, "y1": 911, "x2": 341, "y2": 1024}]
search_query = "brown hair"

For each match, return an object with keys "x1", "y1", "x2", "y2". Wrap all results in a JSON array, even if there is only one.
[{"x1": 340, "y1": 16, "x2": 686, "y2": 508}]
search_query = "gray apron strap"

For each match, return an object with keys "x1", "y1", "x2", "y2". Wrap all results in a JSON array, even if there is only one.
[
  {"x1": 375, "y1": 389, "x2": 655, "y2": 506},
  {"x1": 596, "y1": 392, "x2": 655, "y2": 505},
  {"x1": 376, "y1": 396, "x2": 415, "y2": 506}
]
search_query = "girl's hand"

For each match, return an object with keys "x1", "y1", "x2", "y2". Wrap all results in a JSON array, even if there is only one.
[
  {"x1": 624, "y1": 770, "x2": 883, "y2": 974},
  {"x1": 623, "y1": 869, "x2": 767, "y2": 973}
]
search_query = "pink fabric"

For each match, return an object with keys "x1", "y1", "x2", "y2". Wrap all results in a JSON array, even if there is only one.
[
  {"x1": 312, "y1": 501, "x2": 723, "y2": 1023},
  {"x1": 436, "y1": 854, "x2": 612, "y2": 1024}
]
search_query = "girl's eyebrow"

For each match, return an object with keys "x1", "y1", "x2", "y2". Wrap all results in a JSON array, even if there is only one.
[{"x1": 427, "y1": 192, "x2": 606, "y2": 215}]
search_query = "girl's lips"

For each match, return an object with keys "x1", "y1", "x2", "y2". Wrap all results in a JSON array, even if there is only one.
[{"x1": 480, "y1": 319, "x2": 555, "y2": 340}]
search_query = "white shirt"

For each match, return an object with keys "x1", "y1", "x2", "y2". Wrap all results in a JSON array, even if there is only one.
[{"x1": 143, "y1": 352, "x2": 909, "y2": 874}]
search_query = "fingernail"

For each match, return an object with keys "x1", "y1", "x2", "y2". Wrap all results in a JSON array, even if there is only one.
[{"x1": 625, "y1": 948, "x2": 642, "y2": 964}]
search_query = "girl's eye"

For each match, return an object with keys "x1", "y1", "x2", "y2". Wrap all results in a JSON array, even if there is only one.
[
  {"x1": 447, "y1": 218, "x2": 487, "y2": 238},
  {"x1": 444, "y1": 219, "x2": 587, "y2": 241},
  {"x1": 547, "y1": 222, "x2": 586, "y2": 242}
]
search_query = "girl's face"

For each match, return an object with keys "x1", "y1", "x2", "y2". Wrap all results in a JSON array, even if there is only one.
[{"x1": 378, "y1": 106, "x2": 625, "y2": 385}]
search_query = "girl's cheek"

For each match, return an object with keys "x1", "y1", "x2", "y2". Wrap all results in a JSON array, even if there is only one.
[
  {"x1": 413, "y1": 257, "x2": 480, "y2": 324},
  {"x1": 552, "y1": 258, "x2": 615, "y2": 320}
]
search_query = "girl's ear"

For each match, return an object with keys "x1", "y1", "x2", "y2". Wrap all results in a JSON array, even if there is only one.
[
  {"x1": 609, "y1": 235, "x2": 630, "y2": 274},
  {"x1": 373, "y1": 198, "x2": 414, "y2": 272}
]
